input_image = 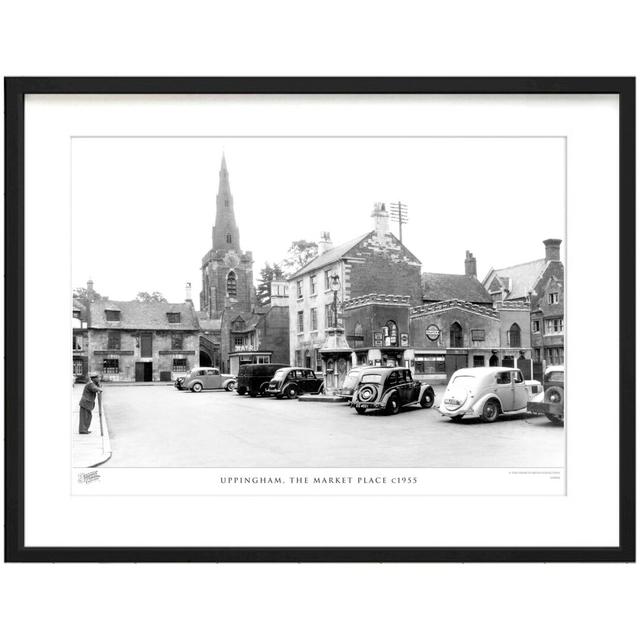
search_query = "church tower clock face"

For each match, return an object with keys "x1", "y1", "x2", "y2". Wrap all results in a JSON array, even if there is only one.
[{"x1": 223, "y1": 251, "x2": 240, "y2": 269}]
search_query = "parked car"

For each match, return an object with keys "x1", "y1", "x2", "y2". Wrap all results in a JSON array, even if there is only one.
[
  {"x1": 439, "y1": 367, "x2": 542, "y2": 423},
  {"x1": 336, "y1": 366, "x2": 369, "y2": 399},
  {"x1": 235, "y1": 363, "x2": 289, "y2": 397},
  {"x1": 265, "y1": 367, "x2": 325, "y2": 399},
  {"x1": 176, "y1": 367, "x2": 236, "y2": 393},
  {"x1": 350, "y1": 367, "x2": 435, "y2": 415},
  {"x1": 527, "y1": 365, "x2": 564, "y2": 425}
]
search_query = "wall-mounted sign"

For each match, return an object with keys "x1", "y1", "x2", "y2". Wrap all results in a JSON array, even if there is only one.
[
  {"x1": 373, "y1": 332, "x2": 383, "y2": 347},
  {"x1": 425, "y1": 324, "x2": 441, "y2": 341},
  {"x1": 400, "y1": 333, "x2": 409, "y2": 346},
  {"x1": 471, "y1": 329, "x2": 485, "y2": 341}
]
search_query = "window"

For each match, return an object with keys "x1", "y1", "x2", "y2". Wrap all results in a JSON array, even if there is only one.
[
  {"x1": 512, "y1": 370, "x2": 524, "y2": 383},
  {"x1": 414, "y1": 355, "x2": 446, "y2": 374},
  {"x1": 105, "y1": 310, "x2": 120, "y2": 321},
  {"x1": 349, "y1": 321, "x2": 365, "y2": 347},
  {"x1": 532, "y1": 320, "x2": 540, "y2": 333},
  {"x1": 297, "y1": 311, "x2": 304, "y2": 333},
  {"x1": 172, "y1": 358, "x2": 187, "y2": 372},
  {"x1": 314, "y1": 348, "x2": 322, "y2": 372},
  {"x1": 548, "y1": 292, "x2": 559, "y2": 304},
  {"x1": 544, "y1": 318, "x2": 564, "y2": 334},
  {"x1": 234, "y1": 336, "x2": 245, "y2": 347},
  {"x1": 449, "y1": 322, "x2": 463, "y2": 348},
  {"x1": 226, "y1": 233, "x2": 232, "y2": 244},
  {"x1": 546, "y1": 347, "x2": 565, "y2": 365},
  {"x1": 103, "y1": 358, "x2": 119, "y2": 374},
  {"x1": 107, "y1": 331, "x2": 121, "y2": 350},
  {"x1": 166, "y1": 312, "x2": 181, "y2": 323},
  {"x1": 508, "y1": 323, "x2": 521, "y2": 348},
  {"x1": 73, "y1": 359, "x2": 84, "y2": 376},
  {"x1": 534, "y1": 348, "x2": 541, "y2": 362},
  {"x1": 385, "y1": 320, "x2": 398, "y2": 346},
  {"x1": 256, "y1": 355, "x2": 270, "y2": 364},
  {"x1": 73, "y1": 335, "x2": 83, "y2": 351},
  {"x1": 296, "y1": 280, "x2": 303, "y2": 298},
  {"x1": 325, "y1": 303, "x2": 334, "y2": 328},
  {"x1": 73, "y1": 310, "x2": 81, "y2": 319},
  {"x1": 324, "y1": 270, "x2": 331, "y2": 290},
  {"x1": 227, "y1": 271, "x2": 237, "y2": 296},
  {"x1": 171, "y1": 333, "x2": 183, "y2": 350},
  {"x1": 310, "y1": 308, "x2": 318, "y2": 331},
  {"x1": 496, "y1": 371, "x2": 511, "y2": 385},
  {"x1": 310, "y1": 274, "x2": 317, "y2": 296},
  {"x1": 471, "y1": 329, "x2": 485, "y2": 341},
  {"x1": 473, "y1": 355, "x2": 485, "y2": 367},
  {"x1": 387, "y1": 371, "x2": 399, "y2": 386}
]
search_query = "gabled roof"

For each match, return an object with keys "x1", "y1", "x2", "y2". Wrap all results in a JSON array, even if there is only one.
[
  {"x1": 421, "y1": 273, "x2": 493, "y2": 304},
  {"x1": 89, "y1": 299, "x2": 200, "y2": 330},
  {"x1": 483, "y1": 259, "x2": 546, "y2": 301},
  {"x1": 288, "y1": 232, "x2": 371, "y2": 279}
]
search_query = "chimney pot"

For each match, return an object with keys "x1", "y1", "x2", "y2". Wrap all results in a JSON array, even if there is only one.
[{"x1": 464, "y1": 250, "x2": 477, "y2": 278}]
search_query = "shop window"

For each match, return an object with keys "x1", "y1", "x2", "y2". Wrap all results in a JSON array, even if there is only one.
[
  {"x1": 107, "y1": 331, "x2": 121, "y2": 350},
  {"x1": 508, "y1": 323, "x2": 521, "y2": 348},
  {"x1": 227, "y1": 271, "x2": 237, "y2": 297},
  {"x1": 414, "y1": 355, "x2": 445, "y2": 374},
  {"x1": 385, "y1": 320, "x2": 398, "y2": 346},
  {"x1": 450, "y1": 322, "x2": 463, "y2": 348},
  {"x1": 103, "y1": 359, "x2": 119, "y2": 374},
  {"x1": 172, "y1": 358, "x2": 188, "y2": 372}
]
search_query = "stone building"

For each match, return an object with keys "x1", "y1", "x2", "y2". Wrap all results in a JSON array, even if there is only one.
[
  {"x1": 72, "y1": 298, "x2": 89, "y2": 380},
  {"x1": 86, "y1": 295, "x2": 200, "y2": 382},
  {"x1": 483, "y1": 238, "x2": 564, "y2": 376}
]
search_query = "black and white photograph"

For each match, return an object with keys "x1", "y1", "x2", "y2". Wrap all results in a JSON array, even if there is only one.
[{"x1": 71, "y1": 136, "x2": 566, "y2": 476}]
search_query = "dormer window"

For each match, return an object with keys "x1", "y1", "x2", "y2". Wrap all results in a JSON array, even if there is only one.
[
  {"x1": 226, "y1": 233, "x2": 232, "y2": 244},
  {"x1": 167, "y1": 312, "x2": 181, "y2": 323},
  {"x1": 105, "y1": 310, "x2": 120, "y2": 321}
]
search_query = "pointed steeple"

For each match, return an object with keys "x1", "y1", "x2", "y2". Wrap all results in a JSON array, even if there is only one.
[{"x1": 212, "y1": 153, "x2": 240, "y2": 252}]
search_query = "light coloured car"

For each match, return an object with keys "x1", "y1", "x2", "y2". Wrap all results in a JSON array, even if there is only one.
[
  {"x1": 439, "y1": 367, "x2": 542, "y2": 423},
  {"x1": 178, "y1": 367, "x2": 236, "y2": 393}
]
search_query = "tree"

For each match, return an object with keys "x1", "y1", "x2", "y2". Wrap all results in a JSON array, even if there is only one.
[
  {"x1": 136, "y1": 291, "x2": 168, "y2": 303},
  {"x1": 73, "y1": 286, "x2": 103, "y2": 302},
  {"x1": 282, "y1": 239, "x2": 319, "y2": 274},
  {"x1": 256, "y1": 262, "x2": 285, "y2": 305}
]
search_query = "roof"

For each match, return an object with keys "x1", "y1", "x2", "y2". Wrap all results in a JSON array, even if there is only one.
[
  {"x1": 198, "y1": 318, "x2": 221, "y2": 332},
  {"x1": 483, "y1": 259, "x2": 546, "y2": 300},
  {"x1": 88, "y1": 299, "x2": 200, "y2": 330},
  {"x1": 288, "y1": 232, "x2": 371, "y2": 279},
  {"x1": 421, "y1": 273, "x2": 493, "y2": 304}
]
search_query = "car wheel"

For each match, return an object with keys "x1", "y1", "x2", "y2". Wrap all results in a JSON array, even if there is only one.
[
  {"x1": 546, "y1": 414, "x2": 564, "y2": 426},
  {"x1": 191, "y1": 382, "x2": 203, "y2": 393},
  {"x1": 225, "y1": 380, "x2": 235, "y2": 392},
  {"x1": 236, "y1": 387, "x2": 246, "y2": 396},
  {"x1": 259, "y1": 382, "x2": 270, "y2": 396},
  {"x1": 420, "y1": 391, "x2": 435, "y2": 409},
  {"x1": 385, "y1": 394, "x2": 400, "y2": 415},
  {"x1": 285, "y1": 385, "x2": 298, "y2": 399},
  {"x1": 355, "y1": 407, "x2": 367, "y2": 415},
  {"x1": 481, "y1": 399, "x2": 499, "y2": 423}
]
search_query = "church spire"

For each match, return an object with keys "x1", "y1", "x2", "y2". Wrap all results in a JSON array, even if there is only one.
[{"x1": 212, "y1": 153, "x2": 240, "y2": 252}]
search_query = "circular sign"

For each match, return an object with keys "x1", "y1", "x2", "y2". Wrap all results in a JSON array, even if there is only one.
[{"x1": 425, "y1": 324, "x2": 441, "y2": 341}]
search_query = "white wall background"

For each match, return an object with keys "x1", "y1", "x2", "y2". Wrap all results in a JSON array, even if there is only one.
[{"x1": 1, "y1": 2, "x2": 638, "y2": 640}]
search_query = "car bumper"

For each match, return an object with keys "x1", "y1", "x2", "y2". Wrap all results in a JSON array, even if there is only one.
[
  {"x1": 351, "y1": 401, "x2": 385, "y2": 410},
  {"x1": 438, "y1": 402, "x2": 478, "y2": 418},
  {"x1": 527, "y1": 401, "x2": 563, "y2": 416},
  {"x1": 265, "y1": 388, "x2": 282, "y2": 396}
]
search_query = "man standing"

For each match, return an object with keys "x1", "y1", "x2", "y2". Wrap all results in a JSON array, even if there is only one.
[{"x1": 79, "y1": 372, "x2": 103, "y2": 434}]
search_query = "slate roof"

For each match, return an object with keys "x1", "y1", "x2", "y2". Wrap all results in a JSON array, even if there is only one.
[
  {"x1": 198, "y1": 317, "x2": 222, "y2": 332},
  {"x1": 421, "y1": 273, "x2": 493, "y2": 304},
  {"x1": 288, "y1": 232, "x2": 371, "y2": 279},
  {"x1": 88, "y1": 299, "x2": 200, "y2": 330},
  {"x1": 484, "y1": 259, "x2": 546, "y2": 301}
]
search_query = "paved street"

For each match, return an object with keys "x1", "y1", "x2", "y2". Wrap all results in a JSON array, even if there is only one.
[{"x1": 101, "y1": 385, "x2": 564, "y2": 468}]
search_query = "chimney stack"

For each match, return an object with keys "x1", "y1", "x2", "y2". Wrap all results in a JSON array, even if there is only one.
[
  {"x1": 87, "y1": 279, "x2": 94, "y2": 294},
  {"x1": 318, "y1": 231, "x2": 333, "y2": 254},
  {"x1": 371, "y1": 202, "x2": 389, "y2": 240},
  {"x1": 543, "y1": 238, "x2": 562, "y2": 262},
  {"x1": 464, "y1": 250, "x2": 477, "y2": 278},
  {"x1": 185, "y1": 282, "x2": 192, "y2": 302}
]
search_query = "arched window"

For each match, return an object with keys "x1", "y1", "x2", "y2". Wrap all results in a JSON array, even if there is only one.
[
  {"x1": 385, "y1": 320, "x2": 398, "y2": 346},
  {"x1": 450, "y1": 322, "x2": 463, "y2": 348},
  {"x1": 226, "y1": 233, "x2": 232, "y2": 244},
  {"x1": 508, "y1": 323, "x2": 521, "y2": 348},
  {"x1": 354, "y1": 322, "x2": 363, "y2": 337},
  {"x1": 226, "y1": 271, "x2": 237, "y2": 297}
]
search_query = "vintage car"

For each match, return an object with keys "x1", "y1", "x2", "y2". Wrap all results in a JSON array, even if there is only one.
[
  {"x1": 439, "y1": 367, "x2": 542, "y2": 423},
  {"x1": 175, "y1": 367, "x2": 236, "y2": 393},
  {"x1": 265, "y1": 367, "x2": 325, "y2": 399},
  {"x1": 350, "y1": 367, "x2": 435, "y2": 415},
  {"x1": 336, "y1": 366, "x2": 370, "y2": 399},
  {"x1": 235, "y1": 363, "x2": 290, "y2": 397},
  {"x1": 527, "y1": 365, "x2": 564, "y2": 425}
]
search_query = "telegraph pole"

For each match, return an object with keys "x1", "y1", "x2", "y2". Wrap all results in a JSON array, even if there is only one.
[{"x1": 389, "y1": 201, "x2": 408, "y2": 245}]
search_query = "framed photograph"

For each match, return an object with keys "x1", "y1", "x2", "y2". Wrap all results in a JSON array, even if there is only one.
[{"x1": 5, "y1": 77, "x2": 635, "y2": 562}]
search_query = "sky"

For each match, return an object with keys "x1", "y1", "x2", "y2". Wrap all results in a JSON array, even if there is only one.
[{"x1": 72, "y1": 137, "x2": 565, "y2": 303}]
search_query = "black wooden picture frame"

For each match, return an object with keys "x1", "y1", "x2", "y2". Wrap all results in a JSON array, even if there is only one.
[{"x1": 4, "y1": 77, "x2": 635, "y2": 562}]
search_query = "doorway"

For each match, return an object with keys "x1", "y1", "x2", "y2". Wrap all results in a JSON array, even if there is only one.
[{"x1": 135, "y1": 362, "x2": 153, "y2": 382}]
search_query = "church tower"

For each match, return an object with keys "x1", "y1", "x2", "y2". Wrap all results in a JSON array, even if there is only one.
[{"x1": 200, "y1": 154, "x2": 255, "y2": 318}]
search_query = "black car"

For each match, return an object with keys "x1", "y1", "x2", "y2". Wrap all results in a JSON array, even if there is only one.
[
  {"x1": 351, "y1": 367, "x2": 435, "y2": 415},
  {"x1": 527, "y1": 365, "x2": 564, "y2": 425},
  {"x1": 265, "y1": 367, "x2": 325, "y2": 399},
  {"x1": 235, "y1": 363, "x2": 289, "y2": 397}
]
